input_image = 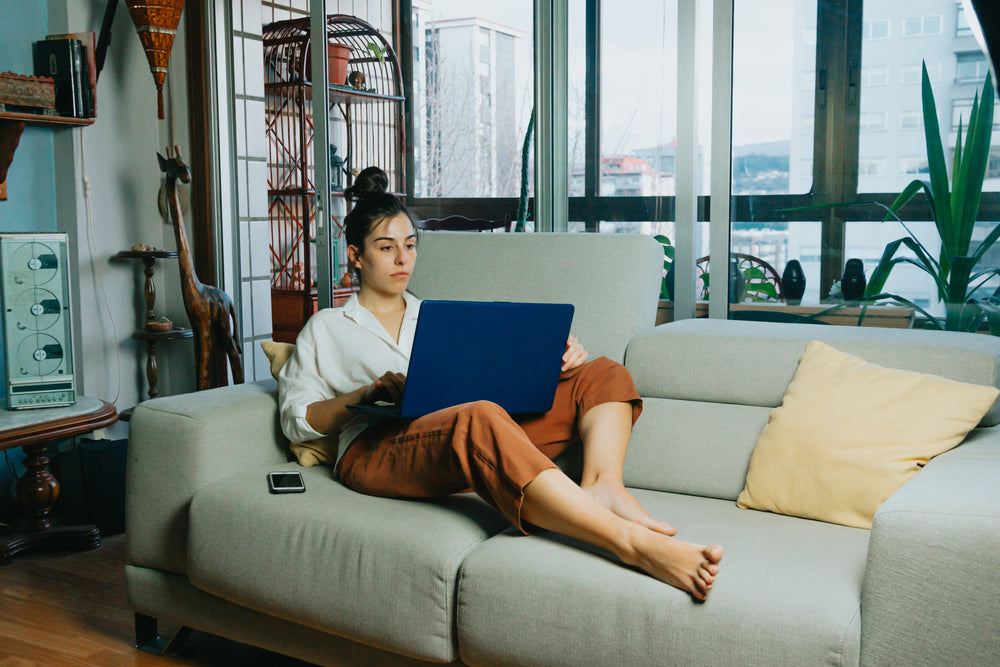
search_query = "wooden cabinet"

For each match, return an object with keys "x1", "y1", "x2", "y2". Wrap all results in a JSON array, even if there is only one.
[{"x1": 263, "y1": 15, "x2": 404, "y2": 342}]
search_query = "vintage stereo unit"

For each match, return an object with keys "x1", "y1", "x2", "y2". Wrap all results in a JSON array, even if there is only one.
[{"x1": 0, "y1": 232, "x2": 76, "y2": 409}]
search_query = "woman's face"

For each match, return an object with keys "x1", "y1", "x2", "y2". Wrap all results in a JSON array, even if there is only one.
[{"x1": 349, "y1": 213, "x2": 417, "y2": 297}]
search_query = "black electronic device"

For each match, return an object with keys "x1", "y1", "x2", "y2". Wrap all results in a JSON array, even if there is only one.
[{"x1": 267, "y1": 471, "x2": 306, "y2": 494}]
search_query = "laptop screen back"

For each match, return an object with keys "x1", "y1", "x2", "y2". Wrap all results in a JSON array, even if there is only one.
[{"x1": 396, "y1": 300, "x2": 574, "y2": 418}]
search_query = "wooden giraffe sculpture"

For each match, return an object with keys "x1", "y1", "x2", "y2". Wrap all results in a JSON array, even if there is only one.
[{"x1": 158, "y1": 146, "x2": 245, "y2": 390}]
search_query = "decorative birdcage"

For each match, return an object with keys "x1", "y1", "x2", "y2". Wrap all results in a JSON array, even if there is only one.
[{"x1": 264, "y1": 15, "x2": 405, "y2": 341}]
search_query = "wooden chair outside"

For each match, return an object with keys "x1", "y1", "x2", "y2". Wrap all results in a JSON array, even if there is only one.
[
  {"x1": 416, "y1": 214, "x2": 512, "y2": 232},
  {"x1": 695, "y1": 253, "x2": 784, "y2": 302}
]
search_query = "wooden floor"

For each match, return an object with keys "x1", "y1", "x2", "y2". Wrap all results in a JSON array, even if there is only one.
[{"x1": 0, "y1": 533, "x2": 314, "y2": 667}]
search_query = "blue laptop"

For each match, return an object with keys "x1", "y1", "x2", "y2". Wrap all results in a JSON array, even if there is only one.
[{"x1": 348, "y1": 300, "x2": 574, "y2": 418}]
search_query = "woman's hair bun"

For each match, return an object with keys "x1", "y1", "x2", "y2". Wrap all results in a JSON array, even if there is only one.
[{"x1": 344, "y1": 166, "x2": 389, "y2": 202}]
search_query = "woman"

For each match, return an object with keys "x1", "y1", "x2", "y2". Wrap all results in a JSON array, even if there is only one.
[{"x1": 278, "y1": 167, "x2": 722, "y2": 600}]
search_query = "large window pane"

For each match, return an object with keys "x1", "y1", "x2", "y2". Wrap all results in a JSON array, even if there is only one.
[
  {"x1": 728, "y1": 0, "x2": 819, "y2": 309},
  {"x1": 411, "y1": 1, "x2": 533, "y2": 198},
  {"x1": 599, "y1": 1, "x2": 681, "y2": 202},
  {"x1": 856, "y1": 0, "x2": 1000, "y2": 319}
]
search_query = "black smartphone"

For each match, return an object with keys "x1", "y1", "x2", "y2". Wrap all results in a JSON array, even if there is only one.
[{"x1": 267, "y1": 471, "x2": 306, "y2": 494}]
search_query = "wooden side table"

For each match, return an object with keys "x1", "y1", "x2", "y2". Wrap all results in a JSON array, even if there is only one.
[
  {"x1": 114, "y1": 250, "x2": 194, "y2": 401},
  {"x1": 1, "y1": 396, "x2": 117, "y2": 564}
]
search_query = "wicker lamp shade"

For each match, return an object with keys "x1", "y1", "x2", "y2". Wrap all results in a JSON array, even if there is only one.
[{"x1": 125, "y1": 0, "x2": 186, "y2": 119}]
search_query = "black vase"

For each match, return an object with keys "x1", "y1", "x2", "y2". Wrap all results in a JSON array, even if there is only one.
[
  {"x1": 841, "y1": 258, "x2": 867, "y2": 300},
  {"x1": 781, "y1": 259, "x2": 806, "y2": 305}
]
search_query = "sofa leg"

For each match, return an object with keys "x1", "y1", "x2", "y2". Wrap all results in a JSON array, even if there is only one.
[
  {"x1": 134, "y1": 613, "x2": 193, "y2": 656},
  {"x1": 135, "y1": 613, "x2": 166, "y2": 654}
]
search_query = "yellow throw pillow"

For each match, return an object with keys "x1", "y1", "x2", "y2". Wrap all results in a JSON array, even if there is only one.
[
  {"x1": 260, "y1": 340, "x2": 296, "y2": 380},
  {"x1": 260, "y1": 340, "x2": 338, "y2": 467},
  {"x1": 736, "y1": 340, "x2": 999, "y2": 529}
]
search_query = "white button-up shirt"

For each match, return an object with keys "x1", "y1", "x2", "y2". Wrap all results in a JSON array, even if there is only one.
[{"x1": 278, "y1": 291, "x2": 422, "y2": 462}]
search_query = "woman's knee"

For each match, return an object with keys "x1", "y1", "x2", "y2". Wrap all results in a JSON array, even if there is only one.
[{"x1": 578, "y1": 356, "x2": 633, "y2": 386}]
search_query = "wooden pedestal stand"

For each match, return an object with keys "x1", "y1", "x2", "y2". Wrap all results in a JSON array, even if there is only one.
[
  {"x1": 114, "y1": 250, "x2": 194, "y2": 404},
  {"x1": 0, "y1": 397, "x2": 117, "y2": 564}
]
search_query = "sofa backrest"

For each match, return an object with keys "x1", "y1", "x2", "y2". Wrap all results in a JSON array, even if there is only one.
[
  {"x1": 407, "y1": 232, "x2": 663, "y2": 363},
  {"x1": 622, "y1": 318, "x2": 1000, "y2": 499}
]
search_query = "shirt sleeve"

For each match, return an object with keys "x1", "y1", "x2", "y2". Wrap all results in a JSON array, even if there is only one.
[{"x1": 277, "y1": 314, "x2": 337, "y2": 443}]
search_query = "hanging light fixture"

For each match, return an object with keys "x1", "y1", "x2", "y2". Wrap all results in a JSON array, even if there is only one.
[{"x1": 125, "y1": 0, "x2": 186, "y2": 119}]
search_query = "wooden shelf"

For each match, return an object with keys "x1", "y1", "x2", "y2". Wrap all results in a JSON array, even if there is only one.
[
  {"x1": 0, "y1": 110, "x2": 94, "y2": 200},
  {"x1": 0, "y1": 110, "x2": 95, "y2": 127}
]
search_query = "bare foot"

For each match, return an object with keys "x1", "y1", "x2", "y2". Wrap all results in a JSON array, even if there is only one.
[
  {"x1": 619, "y1": 527, "x2": 723, "y2": 601},
  {"x1": 583, "y1": 480, "x2": 678, "y2": 536}
]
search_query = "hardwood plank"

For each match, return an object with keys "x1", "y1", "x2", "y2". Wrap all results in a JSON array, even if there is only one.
[{"x1": 0, "y1": 534, "x2": 314, "y2": 666}]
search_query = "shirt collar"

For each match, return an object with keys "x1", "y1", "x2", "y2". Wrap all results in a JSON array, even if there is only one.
[{"x1": 342, "y1": 291, "x2": 422, "y2": 353}]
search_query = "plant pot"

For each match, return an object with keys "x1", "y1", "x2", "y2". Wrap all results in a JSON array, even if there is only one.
[
  {"x1": 305, "y1": 42, "x2": 351, "y2": 85},
  {"x1": 327, "y1": 43, "x2": 351, "y2": 85}
]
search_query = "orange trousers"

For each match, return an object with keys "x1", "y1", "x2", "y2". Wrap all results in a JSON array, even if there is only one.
[{"x1": 336, "y1": 356, "x2": 642, "y2": 532}]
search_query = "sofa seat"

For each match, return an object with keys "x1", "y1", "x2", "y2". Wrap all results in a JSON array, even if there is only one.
[
  {"x1": 456, "y1": 489, "x2": 867, "y2": 667},
  {"x1": 187, "y1": 462, "x2": 510, "y2": 662}
]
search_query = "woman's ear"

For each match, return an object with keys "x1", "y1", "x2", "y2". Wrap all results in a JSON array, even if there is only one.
[{"x1": 346, "y1": 245, "x2": 361, "y2": 269}]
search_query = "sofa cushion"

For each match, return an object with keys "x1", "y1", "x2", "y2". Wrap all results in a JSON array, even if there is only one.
[
  {"x1": 187, "y1": 464, "x2": 510, "y2": 662},
  {"x1": 408, "y1": 233, "x2": 662, "y2": 363},
  {"x1": 626, "y1": 319, "x2": 1000, "y2": 425},
  {"x1": 624, "y1": 397, "x2": 771, "y2": 498},
  {"x1": 736, "y1": 341, "x2": 999, "y2": 529},
  {"x1": 457, "y1": 489, "x2": 867, "y2": 667}
]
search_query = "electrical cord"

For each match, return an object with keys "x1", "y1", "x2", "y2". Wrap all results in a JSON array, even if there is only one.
[{"x1": 79, "y1": 129, "x2": 122, "y2": 406}]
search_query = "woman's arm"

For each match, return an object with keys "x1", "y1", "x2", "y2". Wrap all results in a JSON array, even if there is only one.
[{"x1": 304, "y1": 370, "x2": 406, "y2": 435}]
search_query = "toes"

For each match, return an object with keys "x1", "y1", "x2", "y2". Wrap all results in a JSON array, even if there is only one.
[
  {"x1": 704, "y1": 545, "x2": 724, "y2": 564},
  {"x1": 648, "y1": 520, "x2": 678, "y2": 537}
]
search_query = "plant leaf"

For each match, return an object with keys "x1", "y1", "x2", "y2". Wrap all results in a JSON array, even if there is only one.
[
  {"x1": 954, "y1": 72, "x2": 994, "y2": 256},
  {"x1": 921, "y1": 62, "x2": 954, "y2": 251},
  {"x1": 864, "y1": 291, "x2": 946, "y2": 330}
]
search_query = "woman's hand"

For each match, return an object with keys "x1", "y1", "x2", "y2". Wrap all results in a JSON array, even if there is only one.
[
  {"x1": 305, "y1": 371, "x2": 406, "y2": 436},
  {"x1": 361, "y1": 371, "x2": 407, "y2": 405},
  {"x1": 561, "y1": 335, "x2": 588, "y2": 373}
]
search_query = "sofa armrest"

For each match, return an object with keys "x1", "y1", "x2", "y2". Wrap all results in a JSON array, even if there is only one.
[
  {"x1": 861, "y1": 427, "x2": 1000, "y2": 666},
  {"x1": 126, "y1": 380, "x2": 289, "y2": 576}
]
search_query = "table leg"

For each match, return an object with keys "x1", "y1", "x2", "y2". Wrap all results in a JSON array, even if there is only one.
[
  {"x1": 1, "y1": 441, "x2": 101, "y2": 564},
  {"x1": 145, "y1": 340, "x2": 160, "y2": 400}
]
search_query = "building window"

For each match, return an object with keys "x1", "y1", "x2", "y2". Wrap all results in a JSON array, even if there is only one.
[
  {"x1": 860, "y1": 111, "x2": 888, "y2": 131},
  {"x1": 901, "y1": 157, "x2": 929, "y2": 175},
  {"x1": 989, "y1": 151, "x2": 1000, "y2": 178},
  {"x1": 952, "y1": 99, "x2": 974, "y2": 128},
  {"x1": 956, "y1": 4, "x2": 972, "y2": 37},
  {"x1": 902, "y1": 15, "x2": 943, "y2": 37},
  {"x1": 859, "y1": 157, "x2": 886, "y2": 176},
  {"x1": 900, "y1": 110, "x2": 922, "y2": 129},
  {"x1": 901, "y1": 62, "x2": 942, "y2": 84},
  {"x1": 956, "y1": 52, "x2": 989, "y2": 83},
  {"x1": 863, "y1": 19, "x2": 890, "y2": 40},
  {"x1": 862, "y1": 65, "x2": 890, "y2": 86}
]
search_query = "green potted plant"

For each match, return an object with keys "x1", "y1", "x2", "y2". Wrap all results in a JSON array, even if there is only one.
[{"x1": 861, "y1": 62, "x2": 1000, "y2": 333}]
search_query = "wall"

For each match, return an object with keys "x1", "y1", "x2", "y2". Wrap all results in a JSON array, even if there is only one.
[{"x1": 0, "y1": 0, "x2": 193, "y2": 509}]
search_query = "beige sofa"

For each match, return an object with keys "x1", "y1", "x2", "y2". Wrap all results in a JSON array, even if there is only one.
[{"x1": 126, "y1": 233, "x2": 1000, "y2": 666}]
